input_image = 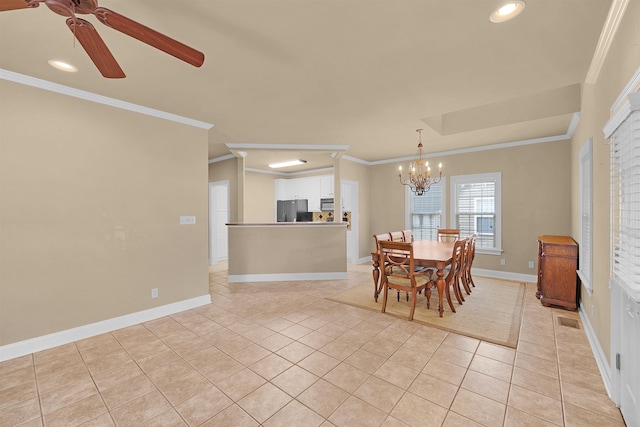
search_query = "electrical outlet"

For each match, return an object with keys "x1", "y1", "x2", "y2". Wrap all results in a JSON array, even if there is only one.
[
  {"x1": 528, "y1": 261, "x2": 534, "y2": 269},
  {"x1": 500, "y1": 258, "x2": 506, "y2": 266},
  {"x1": 151, "y1": 288, "x2": 158, "y2": 298},
  {"x1": 180, "y1": 216, "x2": 196, "y2": 225}
]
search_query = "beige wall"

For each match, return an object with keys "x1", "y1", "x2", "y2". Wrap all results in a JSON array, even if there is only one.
[
  {"x1": 370, "y1": 141, "x2": 572, "y2": 274},
  {"x1": 245, "y1": 172, "x2": 277, "y2": 223},
  {"x1": 216, "y1": 141, "x2": 572, "y2": 273},
  {"x1": 570, "y1": 0, "x2": 640, "y2": 362},
  {"x1": 0, "y1": 81, "x2": 210, "y2": 346},
  {"x1": 228, "y1": 224, "x2": 347, "y2": 276},
  {"x1": 341, "y1": 159, "x2": 371, "y2": 260}
]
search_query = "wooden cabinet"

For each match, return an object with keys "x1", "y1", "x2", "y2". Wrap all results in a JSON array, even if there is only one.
[{"x1": 537, "y1": 235, "x2": 579, "y2": 310}]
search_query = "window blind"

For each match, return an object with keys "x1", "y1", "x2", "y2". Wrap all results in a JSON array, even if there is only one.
[
  {"x1": 578, "y1": 138, "x2": 593, "y2": 293},
  {"x1": 611, "y1": 108, "x2": 640, "y2": 301},
  {"x1": 408, "y1": 183, "x2": 444, "y2": 240},
  {"x1": 451, "y1": 173, "x2": 501, "y2": 252}
]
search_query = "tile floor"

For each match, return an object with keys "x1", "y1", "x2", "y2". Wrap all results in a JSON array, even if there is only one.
[{"x1": 0, "y1": 263, "x2": 627, "y2": 426}]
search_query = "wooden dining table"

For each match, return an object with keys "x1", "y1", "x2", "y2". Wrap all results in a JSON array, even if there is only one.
[{"x1": 371, "y1": 240, "x2": 455, "y2": 317}]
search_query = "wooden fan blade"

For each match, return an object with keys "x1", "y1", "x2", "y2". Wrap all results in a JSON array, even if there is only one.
[
  {"x1": 93, "y1": 7, "x2": 205, "y2": 67},
  {"x1": 66, "y1": 17, "x2": 125, "y2": 78},
  {"x1": 0, "y1": 0, "x2": 39, "y2": 12}
]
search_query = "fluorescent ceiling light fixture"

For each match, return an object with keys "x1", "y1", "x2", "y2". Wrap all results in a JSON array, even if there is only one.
[
  {"x1": 490, "y1": 1, "x2": 526, "y2": 23},
  {"x1": 268, "y1": 159, "x2": 307, "y2": 168},
  {"x1": 48, "y1": 60, "x2": 78, "y2": 72}
]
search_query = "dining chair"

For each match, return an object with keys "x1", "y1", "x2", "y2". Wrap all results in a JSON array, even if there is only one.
[
  {"x1": 464, "y1": 234, "x2": 477, "y2": 289},
  {"x1": 402, "y1": 229, "x2": 414, "y2": 242},
  {"x1": 437, "y1": 228, "x2": 461, "y2": 242},
  {"x1": 390, "y1": 231, "x2": 404, "y2": 242},
  {"x1": 427, "y1": 238, "x2": 465, "y2": 313},
  {"x1": 372, "y1": 233, "x2": 393, "y2": 302},
  {"x1": 378, "y1": 240, "x2": 433, "y2": 321}
]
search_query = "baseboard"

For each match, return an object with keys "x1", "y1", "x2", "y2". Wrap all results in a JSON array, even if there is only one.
[
  {"x1": 472, "y1": 268, "x2": 538, "y2": 283},
  {"x1": 0, "y1": 294, "x2": 212, "y2": 362},
  {"x1": 579, "y1": 305, "x2": 613, "y2": 398},
  {"x1": 352, "y1": 259, "x2": 536, "y2": 283},
  {"x1": 228, "y1": 272, "x2": 348, "y2": 283}
]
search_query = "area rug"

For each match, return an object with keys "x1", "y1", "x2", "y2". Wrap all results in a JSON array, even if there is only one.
[{"x1": 327, "y1": 276, "x2": 526, "y2": 348}]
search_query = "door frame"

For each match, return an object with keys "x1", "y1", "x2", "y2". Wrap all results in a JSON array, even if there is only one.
[
  {"x1": 341, "y1": 179, "x2": 358, "y2": 264},
  {"x1": 209, "y1": 180, "x2": 229, "y2": 265}
]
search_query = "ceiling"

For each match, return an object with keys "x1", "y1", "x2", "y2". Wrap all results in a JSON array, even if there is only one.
[{"x1": 0, "y1": 0, "x2": 614, "y2": 173}]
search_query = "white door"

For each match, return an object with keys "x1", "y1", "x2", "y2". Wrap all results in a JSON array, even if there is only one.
[
  {"x1": 209, "y1": 181, "x2": 229, "y2": 265},
  {"x1": 341, "y1": 180, "x2": 358, "y2": 264},
  {"x1": 613, "y1": 287, "x2": 639, "y2": 427}
]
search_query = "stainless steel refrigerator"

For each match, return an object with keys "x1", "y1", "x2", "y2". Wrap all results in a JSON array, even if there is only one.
[{"x1": 276, "y1": 199, "x2": 308, "y2": 222}]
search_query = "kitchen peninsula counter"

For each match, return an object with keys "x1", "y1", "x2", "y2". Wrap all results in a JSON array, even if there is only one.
[{"x1": 226, "y1": 222, "x2": 348, "y2": 283}]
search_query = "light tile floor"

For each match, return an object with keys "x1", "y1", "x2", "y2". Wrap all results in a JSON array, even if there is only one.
[{"x1": 0, "y1": 263, "x2": 627, "y2": 426}]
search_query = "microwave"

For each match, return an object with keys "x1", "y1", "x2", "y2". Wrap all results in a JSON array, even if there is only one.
[{"x1": 320, "y1": 198, "x2": 334, "y2": 211}]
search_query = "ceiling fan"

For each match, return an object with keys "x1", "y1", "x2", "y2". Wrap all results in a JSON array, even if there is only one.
[{"x1": 0, "y1": 0, "x2": 205, "y2": 78}]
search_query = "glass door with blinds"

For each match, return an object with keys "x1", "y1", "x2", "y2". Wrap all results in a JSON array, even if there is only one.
[{"x1": 607, "y1": 91, "x2": 640, "y2": 427}]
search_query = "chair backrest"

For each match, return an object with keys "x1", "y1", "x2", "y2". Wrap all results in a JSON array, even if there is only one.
[
  {"x1": 390, "y1": 231, "x2": 404, "y2": 242},
  {"x1": 444, "y1": 239, "x2": 466, "y2": 283},
  {"x1": 466, "y1": 234, "x2": 477, "y2": 269},
  {"x1": 402, "y1": 229, "x2": 414, "y2": 242},
  {"x1": 373, "y1": 233, "x2": 392, "y2": 251},
  {"x1": 437, "y1": 228, "x2": 461, "y2": 242},
  {"x1": 378, "y1": 240, "x2": 416, "y2": 284}
]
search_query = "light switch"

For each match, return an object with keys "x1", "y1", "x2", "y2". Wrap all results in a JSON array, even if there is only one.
[{"x1": 180, "y1": 216, "x2": 196, "y2": 225}]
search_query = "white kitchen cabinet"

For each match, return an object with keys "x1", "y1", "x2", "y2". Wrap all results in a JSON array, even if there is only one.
[
  {"x1": 275, "y1": 175, "x2": 333, "y2": 212},
  {"x1": 320, "y1": 175, "x2": 334, "y2": 197}
]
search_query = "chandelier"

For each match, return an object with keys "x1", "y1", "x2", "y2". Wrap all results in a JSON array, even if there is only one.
[{"x1": 398, "y1": 129, "x2": 443, "y2": 196}]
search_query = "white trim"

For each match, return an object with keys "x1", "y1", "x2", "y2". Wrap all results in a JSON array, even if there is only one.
[
  {"x1": 579, "y1": 305, "x2": 613, "y2": 398},
  {"x1": 245, "y1": 166, "x2": 335, "y2": 176},
  {"x1": 211, "y1": 113, "x2": 581, "y2": 167},
  {"x1": 472, "y1": 268, "x2": 537, "y2": 283},
  {"x1": 0, "y1": 295, "x2": 211, "y2": 362},
  {"x1": 0, "y1": 69, "x2": 214, "y2": 130},
  {"x1": 355, "y1": 256, "x2": 373, "y2": 265},
  {"x1": 604, "y1": 91, "x2": 640, "y2": 138},
  {"x1": 228, "y1": 272, "x2": 348, "y2": 283},
  {"x1": 227, "y1": 222, "x2": 347, "y2": 229},
  {"x1": 208, "y1": 154, "x2": 236, "y2": 164},
  {"x1": 225, "y1": 143, "x2": 349, "y2": 152},
  {"x1": 585, "y1": 0, "x2": 630, "y2": 84},
  {"x1": 610, "y1": 64, "x2": 640, "y2": 113},
  {"x1": 578, "y1": 137, "x2": 594, "y2": 295},
  {"x1": 450, "y1": 172, "x2": 502, "y2": 253}
]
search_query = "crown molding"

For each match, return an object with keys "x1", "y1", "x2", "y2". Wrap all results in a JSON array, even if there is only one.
[
  {"x1": 211, "y1": 112, "x2": 581, "y2": 168},
  {"x1": 610, "y1": 64, "x2": 640, "y2": 113},
  {"x1": 367, "y1": 113, "x2": 580, "y2": 166},
  {"x1": 225, "y1": 143, "x2": 349, "y2": 152},
  {"x1": 585, "y1": 0, "x2": 630, "y2": 84},
  {"x1": 604, "y1": 91, "x2": 640, "y2": 138},
  {"x1": 0, "y1": 69, "x2": 214, "y2": 130}
]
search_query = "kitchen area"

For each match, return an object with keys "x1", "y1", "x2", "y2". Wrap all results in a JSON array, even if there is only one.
[
  {"x1": 225, "y1": 173, "x2": 357, "y2": 283},
  {"x1": 276, "y1": 197, "x2": 351, "y2": 229}
]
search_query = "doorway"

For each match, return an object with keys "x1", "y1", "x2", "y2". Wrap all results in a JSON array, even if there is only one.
[{"x1": 209, "y1": 181, "x2": 229, "y2": 265}]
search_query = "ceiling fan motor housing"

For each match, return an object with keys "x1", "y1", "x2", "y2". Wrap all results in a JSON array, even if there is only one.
[{"x1": 44, "y1": 0, "x2": 96, "y2": 16}]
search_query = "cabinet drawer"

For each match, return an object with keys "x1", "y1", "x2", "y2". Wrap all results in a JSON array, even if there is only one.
[{"x1": 541, "y1": 243, "x2": 577, "y2": 257}]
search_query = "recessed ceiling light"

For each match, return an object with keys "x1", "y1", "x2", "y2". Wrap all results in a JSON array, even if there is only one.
[
  {"x1": 48, "y1": 60, "x2": 78, "y2": 73},
  {"x1": 268, "y1": 159, "x2": 307, "y2": 169},
  {"x1": 490, "y1": 1, "x2": 526, "y2": 23}
]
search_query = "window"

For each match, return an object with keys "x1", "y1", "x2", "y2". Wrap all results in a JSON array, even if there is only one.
[
  {"x1": 450, "y1": 173, "x2": 501, "y2": 254},
  {"x1": 610, "y1": 107, "x2": 640, "y2": 300},
  {"x1": 405, "y1": 180, "x2": 445, "y2": 240},
  {"x1": 578, "y1": 138, "x2": 593, "y2": 294}
]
